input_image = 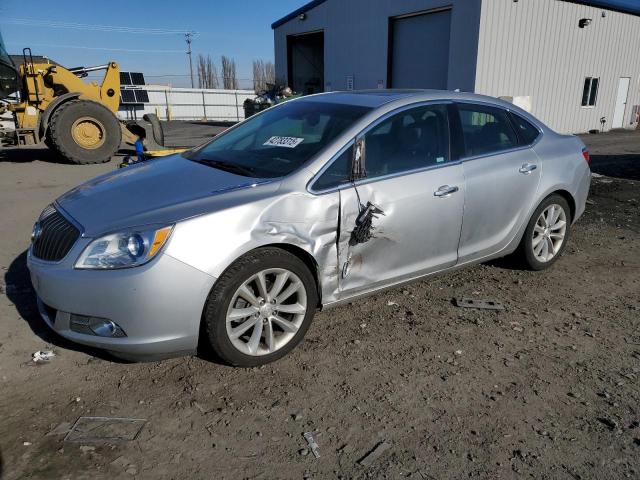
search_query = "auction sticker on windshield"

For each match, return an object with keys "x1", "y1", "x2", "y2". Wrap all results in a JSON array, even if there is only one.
[{"x1": 263, "y1": 136, "x2": 305, "y2": 148}]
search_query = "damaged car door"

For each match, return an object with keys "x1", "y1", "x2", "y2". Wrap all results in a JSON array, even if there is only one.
[{"x1": 335, "y1": 103, "x2": 465, "y2": 296}]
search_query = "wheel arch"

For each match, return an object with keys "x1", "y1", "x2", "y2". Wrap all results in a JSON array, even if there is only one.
[
  {"x1": 264, "y1": 243, "x2": 322, "y2": 306},
  {"x1": 38, "y1": 92, "x2": 81, "y2": 140},
  {"x1": 505, "y1": 187, "x2": 577, "y2": 257},
  {"x1": 217, "y1": 243, "x2": 322, "y2": 307},
  {"x1": 196, "y1": 242, "x2": 323, "y2": 359},
  {"x1": 197, "y1": 241, "x2": 323, "y2": 314},
  {"x1": 551, "y1": 189, "x2": 576, "y2": 223}
]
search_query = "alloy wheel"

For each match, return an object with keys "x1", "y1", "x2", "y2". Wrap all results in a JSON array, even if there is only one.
[
  {"x1": 531, "y1": 204, "x2": 567, "y2": 262},
  {"x1": 225, "y1": 268, "x2": 307, "y2": 356}
]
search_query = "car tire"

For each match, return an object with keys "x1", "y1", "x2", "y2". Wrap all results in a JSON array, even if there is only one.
[
  {"x1": 202, "y1": 247, "x2": 318, "y2": 367},
  {"x1": 517, "y1": 194, "x2": 571, "y2": 271}
]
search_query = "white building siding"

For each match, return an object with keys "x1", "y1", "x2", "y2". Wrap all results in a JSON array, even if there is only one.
[{"x1": 475, "y1": 0, "x2": 640, "y2": 133}]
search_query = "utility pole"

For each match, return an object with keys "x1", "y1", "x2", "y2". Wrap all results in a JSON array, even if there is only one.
[{"x1": 185, "y1": 32, "x2": 195, "y2": 88}]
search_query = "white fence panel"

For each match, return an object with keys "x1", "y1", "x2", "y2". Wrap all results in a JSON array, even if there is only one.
[{"x1": 117, "y1": 86, "x2": 255, "y2": 122}]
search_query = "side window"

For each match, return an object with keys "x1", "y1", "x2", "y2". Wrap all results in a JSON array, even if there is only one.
[
  {"x1": 457, "y1": 104, "x2": 518, "y2": 157},
  {"x1": 509, "y1": 112, "x2": 540, "y2": 146},
  {"x1": 313, "y1": 144, "x2": 353, "y2": 191},
  {"x1": 581, "y1": 77, "x2": 599, "y2": 107},
  {"x1": 364, "y1": 104, "x2": 450, "y2": 179}
]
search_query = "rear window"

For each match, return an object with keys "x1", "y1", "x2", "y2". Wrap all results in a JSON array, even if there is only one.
[
  {"x1": 185, "y1": 101, "x2": 371, "y2": 178},
  {"x1": 457, "y1": 104, "x2": 518, "y2": 157},
  {"x1": 509, "y1": 112, "x2": 540, "y2": 146}
]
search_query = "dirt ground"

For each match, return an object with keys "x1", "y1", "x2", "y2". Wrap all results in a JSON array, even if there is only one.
[{"x1": 0, "y1": 127, "x2": 638, "y2": 480}]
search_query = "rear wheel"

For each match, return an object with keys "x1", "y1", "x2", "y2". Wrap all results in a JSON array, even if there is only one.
[
  {"x1": 202, "y1": 247, "x2": 318, "y2": 367},
  {"x1": 517, "y1": 194, "x2": 571, "y2": 270},
  {"x1": 48, "y1": 99, "x2": 121, "y2": 164}
]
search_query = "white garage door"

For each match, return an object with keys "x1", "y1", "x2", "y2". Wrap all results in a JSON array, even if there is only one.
[{"x1": 390, "y1": 9, "x2": 452, "y2": 89}]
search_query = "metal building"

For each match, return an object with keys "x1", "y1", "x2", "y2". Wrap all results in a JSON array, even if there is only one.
[{"x1": 272, "y1": 0, "x2": 640, "y2": 133}]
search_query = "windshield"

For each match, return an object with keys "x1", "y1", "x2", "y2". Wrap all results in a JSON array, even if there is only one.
[
  {"x1": 0, "y1": 32, "x2": 19, "y2": 100},
  {"x1": 185, "y1": 100, "x2": 371, "y2": 178}
]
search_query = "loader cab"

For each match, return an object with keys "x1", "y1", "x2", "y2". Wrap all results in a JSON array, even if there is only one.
[{"x1": 0, "y1": 33, "x2": 19, "y2": 100}]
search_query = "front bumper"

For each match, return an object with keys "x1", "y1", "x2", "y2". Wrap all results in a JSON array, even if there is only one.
[{"x1": 27, "y1": 246, "x2": 217, "y2": 361}]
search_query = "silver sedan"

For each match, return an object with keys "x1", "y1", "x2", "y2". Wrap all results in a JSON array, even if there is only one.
[{"x1": 27, "y1": 91, "x2": 591, "y2": 366}]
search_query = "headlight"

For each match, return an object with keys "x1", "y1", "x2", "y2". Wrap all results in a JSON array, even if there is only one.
[{"x1": 75, "y1": 225, "x2": 173, "y2": 269}]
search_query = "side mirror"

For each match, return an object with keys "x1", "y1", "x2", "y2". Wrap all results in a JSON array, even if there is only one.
[{"x1": 350, "y1": 138, "x2": 366, "y2": 181}]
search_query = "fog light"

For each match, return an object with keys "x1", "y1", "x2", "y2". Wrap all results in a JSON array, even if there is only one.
[
  {"x1": 70, "y1": 314, "x2": 126, "y2": 337},
  {"x1": 90, "y1": 318, "x2": 119, "y2": 337}
]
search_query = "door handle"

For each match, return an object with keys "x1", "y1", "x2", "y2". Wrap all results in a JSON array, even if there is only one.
[
  {"x1": 519, "y1": 163, "x2": 537, "y2": 174},
  {"x1": 434, "y1": 185, "x2": 459, "y2": 197}
]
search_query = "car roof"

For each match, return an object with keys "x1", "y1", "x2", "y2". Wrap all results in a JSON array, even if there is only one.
[
  {"x1": 296, "y1": 89, "x2": 548, "y2": 134},
  {"x1": 301, "y1": 89, "x2": 517, "y2": 110}
]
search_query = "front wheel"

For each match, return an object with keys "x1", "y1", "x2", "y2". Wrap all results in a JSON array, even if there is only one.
[
  {"x1": 202, "y1": 248, "x2": 318, "y2": 367},
  {"x1": 48, "y1": 99, "x2": 121, "y2": 164},
  {"x1": 517, "y1": 194, "x2": 571, "y2": 270}
]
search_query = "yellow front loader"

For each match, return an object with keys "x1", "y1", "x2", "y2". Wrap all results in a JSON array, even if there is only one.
[{"x1": 0, "y1": 43, "x2": 166, "y2": 164}]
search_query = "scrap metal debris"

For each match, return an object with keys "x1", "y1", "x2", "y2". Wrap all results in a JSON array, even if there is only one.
[
  {"x1": 32, "y1": 350, "x2": 56, "y2": 363},
  {"x1": 350, "y1": 202, "x2": 385, "y2": 246},
  {"x1": 455, "y1": 297, "x2": 505, "y2": 311},
  {"x1": 358, "y1": 441, "x2": 392, "y2": 467},
  {"x1": 64, "y1": 416, "x2": 146, "y2": 443},
  {"x1": 303, "y1": 432, "x2": 320, "y2": 459}
]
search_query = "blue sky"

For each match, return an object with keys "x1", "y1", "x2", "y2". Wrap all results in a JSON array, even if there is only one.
[
  {"x1": 1, "y1": 0, "x2": 638, "y2": 88},
  {"x1": 0, "y1": 0, "x2": 306, "y2": 88},
  {"x1": 590, "y1": 0, "x2": 640, "y2": 11}
]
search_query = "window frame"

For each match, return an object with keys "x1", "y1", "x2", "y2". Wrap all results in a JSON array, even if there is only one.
[
  {"x1": 308, "y1": 140, "x2": 356, "y2": 192},
  {"x1": 308, "y1": 99, "x2": 544, "y2": 195},
  {"x1": 308, "y1": 100, "x2": 456, "y2": 194},
  {"x1": 581, "y1": 77, "x2": 600, "y2": 108},
  {"x1": 452, "y1": 101, "x2": 543, "y2": 161},
  {"x1": 508, "y1": 111, "x2": 542, "y2": 147}
]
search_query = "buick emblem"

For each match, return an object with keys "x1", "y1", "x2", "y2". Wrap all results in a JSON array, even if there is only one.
[{"x1": 31, "y1": 222, "x2": 43, "y2": 243}]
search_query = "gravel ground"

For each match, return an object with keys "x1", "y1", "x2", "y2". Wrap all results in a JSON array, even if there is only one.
[{"x1": 0, "y1": 127, "x2": 638, "y2": 480}]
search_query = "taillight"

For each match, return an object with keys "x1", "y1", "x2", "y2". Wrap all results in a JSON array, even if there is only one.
[{"x1": 582, "y1": 147, "x2": 591, "y2": 166}]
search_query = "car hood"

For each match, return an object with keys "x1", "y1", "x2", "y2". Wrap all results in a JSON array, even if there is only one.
[{"x1": 57, "y1": 155, "x2": 278, "y2": 236}]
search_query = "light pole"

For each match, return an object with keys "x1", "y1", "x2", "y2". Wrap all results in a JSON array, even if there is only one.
[{"x1": 185, "y1": 32, "x2": 195, "y2": 88}]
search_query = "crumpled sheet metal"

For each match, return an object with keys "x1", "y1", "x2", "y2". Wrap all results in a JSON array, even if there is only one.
[
  {"x1": 336, "y1": 185, "x2": 398, "y2": 294},
  {"x1": 166, "y1": 189, "x2": 343, "y2": 303},
  {"x1": 165, "y1": 179, "x2": 410, "y2": 307},
  {"x1": 255, "y1": 191, "x2": 341, "y2": 303}
]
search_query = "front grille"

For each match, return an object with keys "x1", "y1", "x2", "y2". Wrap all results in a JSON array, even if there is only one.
[{"x1": 32, "y1": 206, "x2": 80, "y2": 261}]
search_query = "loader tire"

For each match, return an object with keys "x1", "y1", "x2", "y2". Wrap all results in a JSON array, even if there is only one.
[
  {"x1": 142, "y1": 113, "x2": 165, "y2": 148},
  {"x1": 43, "y1": 136, "x2": 54, "y2": 149},
  {"x1": 48, "y1": 99, "x2": 121, "y2": 164}
]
